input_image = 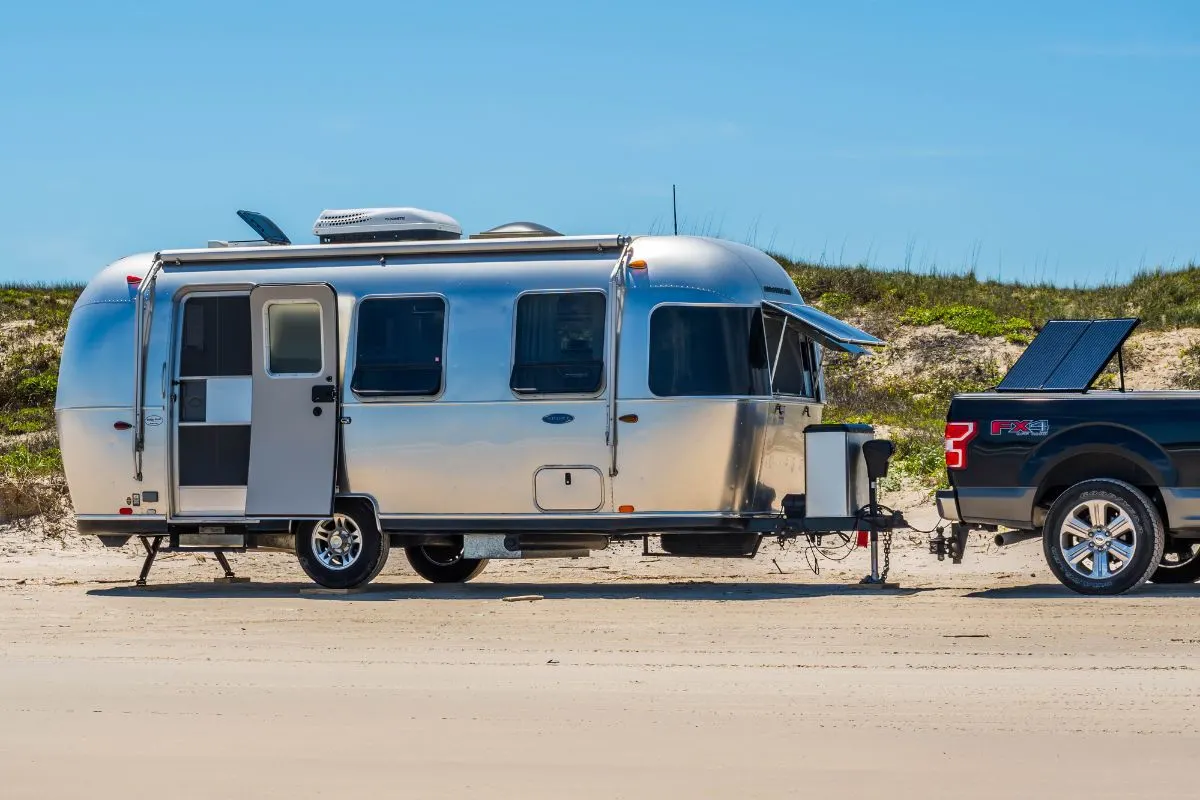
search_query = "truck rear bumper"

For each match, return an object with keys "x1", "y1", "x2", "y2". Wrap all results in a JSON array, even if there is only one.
[
  {"x1": 935, "y1": 490, "x2": 961, "y2": 522},
  {"x1": 945, "y1": 487, "x2": 1037, "y2": 530}
]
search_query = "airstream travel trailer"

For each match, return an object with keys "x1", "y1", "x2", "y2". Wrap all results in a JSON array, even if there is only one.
[{"x1": 56, "y1": 208, "x2": 885, "y2": 588}]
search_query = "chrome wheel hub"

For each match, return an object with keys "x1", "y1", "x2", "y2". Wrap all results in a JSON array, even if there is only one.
[
  {"x1": 312, "y1": 514, "x2": 363, "y2": 571},
  {"x1": 1059, "y1": 499, "x2": 1136, "y2": 580}
]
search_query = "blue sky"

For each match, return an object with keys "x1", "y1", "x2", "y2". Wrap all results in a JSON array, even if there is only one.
[{"x1": 1, "y1": 0, "x2": 1198, "y2": 285}]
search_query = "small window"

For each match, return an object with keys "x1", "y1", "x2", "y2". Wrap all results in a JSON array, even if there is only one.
[
  {"x1": 351, "y1": 296, "x2": 446, "y2": 397},
  {"x1": 764, "y1": 311, "x2": 818, "y2": 398},
  {"x1": 649, "y1": 306, "x2": 770, "y2": 397},
  {"x1": 267, "y1": 302, "x2": 323, "y2": 375},
  {"x1": 511, "y1": 292, "x2": 606, "y2": 395},
  {"x1": 180, "y1": 296, "x2": 251, "y2": 377}
]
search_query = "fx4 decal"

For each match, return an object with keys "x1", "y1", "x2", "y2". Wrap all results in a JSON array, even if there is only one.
[{"x1": 991, "y1": 419, "x2": 1049, "y2": 436}]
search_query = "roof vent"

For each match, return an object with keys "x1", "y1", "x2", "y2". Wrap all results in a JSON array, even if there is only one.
[
  {"x1": 470, "y1": 221, "x2": 563, "y2": 240},
  {"x1": 313, "y1": 207, "x2": 462, "y2": 244}
]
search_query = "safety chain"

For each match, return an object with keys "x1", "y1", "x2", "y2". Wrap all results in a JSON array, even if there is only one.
[{"x1": 879, "y1": 529, "x2": 893, "y2": 582}]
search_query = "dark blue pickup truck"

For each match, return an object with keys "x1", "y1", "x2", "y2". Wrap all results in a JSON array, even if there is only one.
[{"x1": 935, "y1": 318, "x2": 1200, "y2": 595}]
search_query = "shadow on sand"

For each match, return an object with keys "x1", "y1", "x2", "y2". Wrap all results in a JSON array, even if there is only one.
[
  {"x1": 967, "y1": 582, "x2": 1200, "y2": 599},
  {"x1": 86, "y1": 580, "x2": 926, "y2": 602}
]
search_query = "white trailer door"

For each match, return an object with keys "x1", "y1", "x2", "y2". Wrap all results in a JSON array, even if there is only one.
[{"x1": 246, "y1": 284, "x2": 339, "y2": 517}]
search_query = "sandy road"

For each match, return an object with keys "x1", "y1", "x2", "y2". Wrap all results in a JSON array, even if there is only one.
[{"x1": 2, "y1": 540, "x2": 1200, "y2": 799}]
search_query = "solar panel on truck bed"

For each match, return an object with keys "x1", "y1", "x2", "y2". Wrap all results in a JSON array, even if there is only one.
[{"x1": 995, "y1": 318, "x2": 1139, "y2": 392}]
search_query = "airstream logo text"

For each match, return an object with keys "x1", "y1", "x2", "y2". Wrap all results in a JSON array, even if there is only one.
[
  {"x1": 763, "y1": 285, "x2": 793, "y2": 296},
  {"x1": 542, "y1": 413, "x2": 574, "y2": 425},
  {"x1": 991, "y1": 419, "x2": 1048, "y2": 437}
]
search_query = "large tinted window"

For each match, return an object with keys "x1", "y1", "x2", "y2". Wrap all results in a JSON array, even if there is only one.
[
  {"x1": 511, "y1": 292, "x2": 606, "y2": 395},
  {"x1": 764, "y1": 311, "x2": 818, "y2": 398},
  {"x1": 649, "y1": 306, "x2": 769, "y2": 397},
  {"x1": 352, "y1": 297, "x2": 446, "y2": 397},
  {"x1": 179, "y1": 296, "x2": 251, "y2": 377}
]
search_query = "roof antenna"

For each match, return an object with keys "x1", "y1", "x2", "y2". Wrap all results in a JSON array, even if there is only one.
[{"x1": 672, "y1": 184, "x2": 678, "y2": 235}]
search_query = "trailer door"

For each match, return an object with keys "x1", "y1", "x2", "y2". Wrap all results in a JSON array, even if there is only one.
[{"x1": 246, "y1": 284, "x2": 339, "y2": 517}]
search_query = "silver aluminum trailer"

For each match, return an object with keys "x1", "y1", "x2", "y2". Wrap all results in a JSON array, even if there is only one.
[{"x1": 56, "y1": 211, "x2": 884, "y2": 588}]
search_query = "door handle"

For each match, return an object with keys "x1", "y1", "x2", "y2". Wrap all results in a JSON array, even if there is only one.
[{"x1": 312, "y1": 385, "x2": 337, "y2": 403}]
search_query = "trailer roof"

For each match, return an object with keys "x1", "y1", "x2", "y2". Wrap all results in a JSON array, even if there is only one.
[{"x1": 157, "y1": 234, "x2": 628, "y2": 267}]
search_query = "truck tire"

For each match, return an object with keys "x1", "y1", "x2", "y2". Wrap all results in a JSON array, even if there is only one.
[
  {"x1": 1043, "y1": 479, "x2": 1164, "y2": 595},
  {"x1": 1150, "y1": 539, "x2": 1200, "y2": 584},
  {"x1": 295, "y1": 503, "x2": 389, "y2": 590},
  {"x1": 405, "y1": 540, "x2": 488, "y2": 583}
]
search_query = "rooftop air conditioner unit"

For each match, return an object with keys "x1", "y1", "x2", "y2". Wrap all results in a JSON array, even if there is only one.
[{"x1": 313, "y1": 207, "x2": 462, "y2": 244}]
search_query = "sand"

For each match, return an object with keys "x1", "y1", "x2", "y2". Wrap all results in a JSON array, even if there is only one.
[{"x1": 3, "y1": 518, "x2": 1200, "y2": 799}]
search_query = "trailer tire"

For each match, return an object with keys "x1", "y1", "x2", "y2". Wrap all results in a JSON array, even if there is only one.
[
  {"x1": 1150, "y1": 538, "x2": 1200, "y2": 584},
  {"x1": 405, "y1": 540, "x2": 488, "y2": 584},
  {"x1": 1043, "y1": 479, "x2": 1164, "y2": 596},
  {"x1": 295, "y1": 503, "x2": 388, "y2": 590}
]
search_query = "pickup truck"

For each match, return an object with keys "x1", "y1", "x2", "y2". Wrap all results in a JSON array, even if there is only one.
[{"x1": 935, "y1": 318, "x2": 1200, "y2": 595}]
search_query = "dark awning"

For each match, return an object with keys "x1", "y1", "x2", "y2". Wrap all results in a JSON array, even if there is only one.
[{"x1": 762, "y1": 301, "x2": 883, "y2": 355}]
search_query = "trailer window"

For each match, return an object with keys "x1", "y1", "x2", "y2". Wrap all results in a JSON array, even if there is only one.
[
  {"x1": 266, "y1": 301, "x2": 323, "y2": 375},
  {"x1": 179, "y1": 296, "x2": 251, "y2": 377},
  {"x1": 351, "y1": 297, "x2": 446, "y2": 397},
  {"x1": 649, "y1": 306, "x2": 770, "y2": 397},
  {"x1": 764, "y1": 311, "x2": 818, "y2": 398},
  {"x1": 511, "y1": 292, "x2": 606, "y2": 395}
]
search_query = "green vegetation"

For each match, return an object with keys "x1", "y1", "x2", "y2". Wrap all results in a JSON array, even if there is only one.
[
  {"x1": 777, "y1": 256, "x2": 1200, "y2": 330},
  {"x1": 0, "y1": 407, "x2": 55, "y2": 435},
  {"x1": 0, "y1": 286, "x2": 79, "y2": 518},
  {"x1": 899, "y1": 305, "x2": 1034, "y2": 343},
  {"x1": 0, "y1": 443, "x2": 63, "y2": 477},
  {"x1": 0, "y1": 284, "x2": 81, "y2": 332},
  {"x1": 1181, "y1": 344, "x2": 1200, "y2": 390}
]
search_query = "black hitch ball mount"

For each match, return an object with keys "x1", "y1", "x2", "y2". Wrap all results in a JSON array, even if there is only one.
[{"x1": 929, "y1": 523, "x2": 971, "y2": 564}]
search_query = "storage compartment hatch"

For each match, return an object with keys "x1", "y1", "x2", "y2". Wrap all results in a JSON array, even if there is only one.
[{"x1": 534, "y1": 466, "x2": 603, "y2": 511}]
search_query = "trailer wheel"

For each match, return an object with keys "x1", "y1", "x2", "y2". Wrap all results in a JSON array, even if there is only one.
[
  {"x1": 295, "y1": 503, "x2": 389, "y2": 590},
  {"x1": 1150, "y1": 538, "x2": 1200, "y2": 584},
  {"x1": 404, "y1": 539, "x2": 488, "y2": 583},
  {"x1": 1043, "y1": 479, "x2": 1164, "y2": 595}
]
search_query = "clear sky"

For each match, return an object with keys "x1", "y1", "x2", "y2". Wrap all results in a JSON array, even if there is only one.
[{"x1": 2, "y1": 0, "x2": 1198, "y2": 285}]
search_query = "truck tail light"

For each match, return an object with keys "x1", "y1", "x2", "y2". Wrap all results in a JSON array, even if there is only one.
[{"x1": 944, "y1": 422, "x2": 978, "y2": 470}]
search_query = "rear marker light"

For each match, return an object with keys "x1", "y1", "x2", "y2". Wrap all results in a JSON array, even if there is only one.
[
  {"x1": 619, "y1": 505, "x2": 635, "y2": 513},
  {"x1": 113, "y1": 421, "x2": 132, "y2": 430},
  {"x1": 944, "y1": 422, "x2": 978, "y2": 470},
  {"x1": 126, "y1": 275, "x2": 142, "y2": 284},
  {"x1": 119, "y1": 507, "x2": 134, "y2": 515}
]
